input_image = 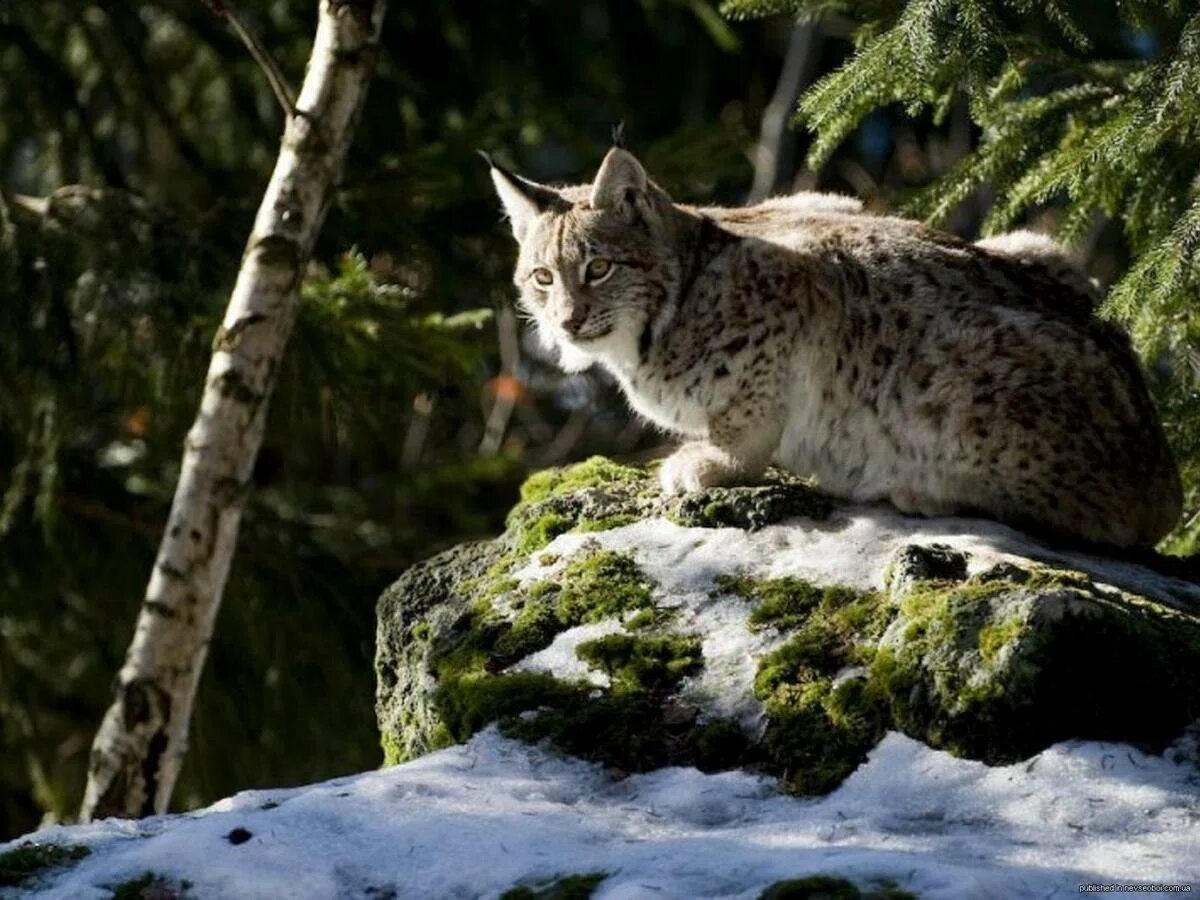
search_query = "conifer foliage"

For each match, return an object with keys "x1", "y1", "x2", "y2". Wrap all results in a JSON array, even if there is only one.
[{"x1": 724, "y1": 0, "x2": 1200, "y2": 546}]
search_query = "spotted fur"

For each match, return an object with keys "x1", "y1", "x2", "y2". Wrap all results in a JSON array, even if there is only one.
[{"x1": 489, "y1": 148, "x2": 1181, "y2": 547}]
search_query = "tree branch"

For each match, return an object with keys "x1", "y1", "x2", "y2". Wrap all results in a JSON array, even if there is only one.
[{"x1": 202, "y1": 0, "x2": 298, "y2": 117}]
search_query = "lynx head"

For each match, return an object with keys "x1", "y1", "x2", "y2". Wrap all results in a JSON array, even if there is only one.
[{"x1": 487, "y1": 147, "x2": 687, "y2": 372}]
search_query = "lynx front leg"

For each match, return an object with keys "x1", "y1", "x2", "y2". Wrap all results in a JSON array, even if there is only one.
[{"x1": 659, "y1": 400, "x2": 784, "y2": 494}]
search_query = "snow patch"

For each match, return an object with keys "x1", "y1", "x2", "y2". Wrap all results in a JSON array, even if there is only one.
[
  {"x1": 9, "y1": 729, "x2": 1198, "y2": 899},
  {"x1": 511, "y1": 619, "x2": 624, "y2": 687}
]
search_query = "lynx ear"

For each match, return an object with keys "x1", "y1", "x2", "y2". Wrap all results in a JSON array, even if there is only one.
[
  {"x1": 590, "y1": 148, "x2": 651, "y2": 212},
  {"x1": 483, "y1": 152, "x2": 561, "y2": 242}
]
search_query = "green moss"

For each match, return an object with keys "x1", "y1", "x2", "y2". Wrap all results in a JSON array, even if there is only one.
[
  {"x1": 574, "y1": 513, "x2": 639, "y2": 532},
  {"x1": 502, "y1": 687, "x2": 750, "y2": 773},
  {"x1": 625, "y1": 606, "x2": 678, "y2": 631},
  {"x1": 869, "y1": 569, "x2": 1200, "y2": 760},
  {"x1": 514, "y1": 511, "x2": 575, "y2": 555},
  {"x1": 518, "y1": 457, "x2": 642, "y2": 506},
  {"x1": 748, "y1": 582, "x2": 896, "y2": 794},
  {"x1": 759, "y1": 675, "x2": 889, "y2": 794},
  {"x1": 435, "y1": 672, "x2": 580, "y2": 741},
  {"x1": 756, "y1": 627, "x2": 850, "y2": 695},
  {"x1": 688, "y1": 717, "x2": 755, "y2": 770},
  {"x1": 500, "y1": 871, "x2": 608, "y2": 899},
  {"x1": 552, "y1": 551, "x2": 654, "y2": 624},
  {"x1": 436, "y1": 550, "x2": 652, "y2": 678},
  {"x1": 717, "y1": 574, "x2": 871, "y2": 633},
  {"x1": 0, "y1": 842, "x2": 90, "y2": 888},
  {"x1": 380, "y1": 730, "x2": 406, "y2": 766},
  {"x1": 759, "y1": 875, "x2": 916, "y2": 900},
  {"x1": 110, "y1": 873, "x2": 190, "y2": 899},
  {"x1": 427, "y1": 550, "x2": 659, "y2": 747},
  {"x1": 576, "y1": 633, "x2": 702, "y2": 693},
  {"x1": 871, "y1": 577, "x2": 1020, "y2": 753},
  {"x1": 494, "y1": 597, "x2": 560, "y2": 661},
  {"x1": 502, "y1": 630, "x2": 749, "y2": 773},
  {"x1": 978, "y1": 618, "x2": 1023, "y2": 664},
  {"x1": 456, "y1": 561, "x2": 524, "y2": 628},
  {"x1": 501, "y1": 458, "x2": 654, "y2": 558},
  {"x1": 898, "y1": 577, "x2": 1015, "y2": 619}
]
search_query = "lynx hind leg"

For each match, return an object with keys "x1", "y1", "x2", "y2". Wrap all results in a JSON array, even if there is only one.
[{"x1": 976, "y1": 230, "x2": 1098, "y2": 300}]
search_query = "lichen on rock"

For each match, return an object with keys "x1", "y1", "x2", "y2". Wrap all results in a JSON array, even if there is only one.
[{"x1": 376, "y1": 455, "x2": 1200, "y2": 796}]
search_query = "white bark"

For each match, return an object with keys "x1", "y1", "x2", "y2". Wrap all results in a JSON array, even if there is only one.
[
  {"x1": 747, "y1": 22, "x2": 818, "y2": 204},
  {"x1": 80, "y1": 0, "x2": 387, "y2": 821}
]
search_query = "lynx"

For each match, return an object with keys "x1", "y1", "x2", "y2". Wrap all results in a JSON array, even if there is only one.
[{"x1": 488, "y1": 146, "x2": 1181, "y2": 548}]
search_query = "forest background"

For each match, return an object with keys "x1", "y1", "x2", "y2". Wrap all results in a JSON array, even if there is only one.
[{"x1": 2, "y1": 0, "x2": 1196, "y2": 839}]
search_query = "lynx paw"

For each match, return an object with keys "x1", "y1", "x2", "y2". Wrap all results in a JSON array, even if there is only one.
[{"x1": 659, "y1": 444, "x2": 739, "y2": 494}]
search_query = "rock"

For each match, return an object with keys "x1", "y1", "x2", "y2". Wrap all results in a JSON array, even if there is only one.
[
  {"x1": 884, "y1": 543, "x2": 968, "y2": 597},
  {"x1": 375, "y1": 457, "x2": 1200, "y2": 794}
]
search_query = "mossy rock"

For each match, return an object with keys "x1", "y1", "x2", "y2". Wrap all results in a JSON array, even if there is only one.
[
  {"x1": 501, "y1": 457, "x2": 831, "y2": 548},
  {"x1": 376, "y1": 457, "x2": 836, "y2": 767},
  {"x1": 875, "y1": 562, "x2": 1200, "y2": 760},
  {"x1": 376, "y1": 534, "x2": 751, "y2": 773},
  {"x1": 375, "y1": 539, "x2": 504, "y2": 763},
  {"x1": 668, "y1": 476, "x2": 832, "y2": 530},
  {"x1": 376, "y1": 456, "x2": 1200, "y2": 796}
]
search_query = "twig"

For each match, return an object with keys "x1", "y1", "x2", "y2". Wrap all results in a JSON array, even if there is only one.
[{"x1": 202, "y1": 0, "x2": 296, "y2": 116}]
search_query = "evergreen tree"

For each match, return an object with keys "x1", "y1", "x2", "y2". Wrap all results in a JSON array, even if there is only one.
[{"x1": 724, "y1": 0, "x2": 1200, "y2": 549}]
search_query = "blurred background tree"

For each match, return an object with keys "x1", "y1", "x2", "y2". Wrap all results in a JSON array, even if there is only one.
[{"x1": 1, "y1": 0, "x2": 1195, "y2": 838}]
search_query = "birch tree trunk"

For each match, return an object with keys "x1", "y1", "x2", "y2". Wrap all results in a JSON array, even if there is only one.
[
  {"x1": 747, "y1": 22, "x2": 818, "y2": 204},
  {"x1": 80, "y1": 0, "x2": 387, "y2": 822}
]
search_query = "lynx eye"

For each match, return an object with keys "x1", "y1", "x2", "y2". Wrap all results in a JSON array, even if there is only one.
[
  {"x1": 531, "y1": 267, "x2": 554, "y2": 287},
  {"x1": 584, "y1": 257, "x2": 613, "y2": 283}
]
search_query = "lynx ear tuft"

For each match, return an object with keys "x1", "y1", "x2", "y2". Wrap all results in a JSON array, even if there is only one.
[
  {"x1": 611, "y1": 121, "x2": 626, "y2": 149},
  {"x1": 590, "y1": 147, "x2": 649, "y2": 212},
  {"x1": 486, "y1": 156, "x2": 561, "y2": 242}
]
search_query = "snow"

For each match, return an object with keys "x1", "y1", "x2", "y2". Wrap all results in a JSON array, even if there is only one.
[
  {"x1": 12, "y1": 504, "x2": 1198, "y2": 898},
  {"x1": 512, "y1": 619, "x2": 625, "y2": 687},
  {"x1": 8, "y1": 728, "x2": 1198, "y2": 899}
]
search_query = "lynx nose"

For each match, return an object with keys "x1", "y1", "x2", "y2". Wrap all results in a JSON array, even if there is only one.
[{"x1": 561, "y1": 306, "x2": 588, "y2": 336}]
